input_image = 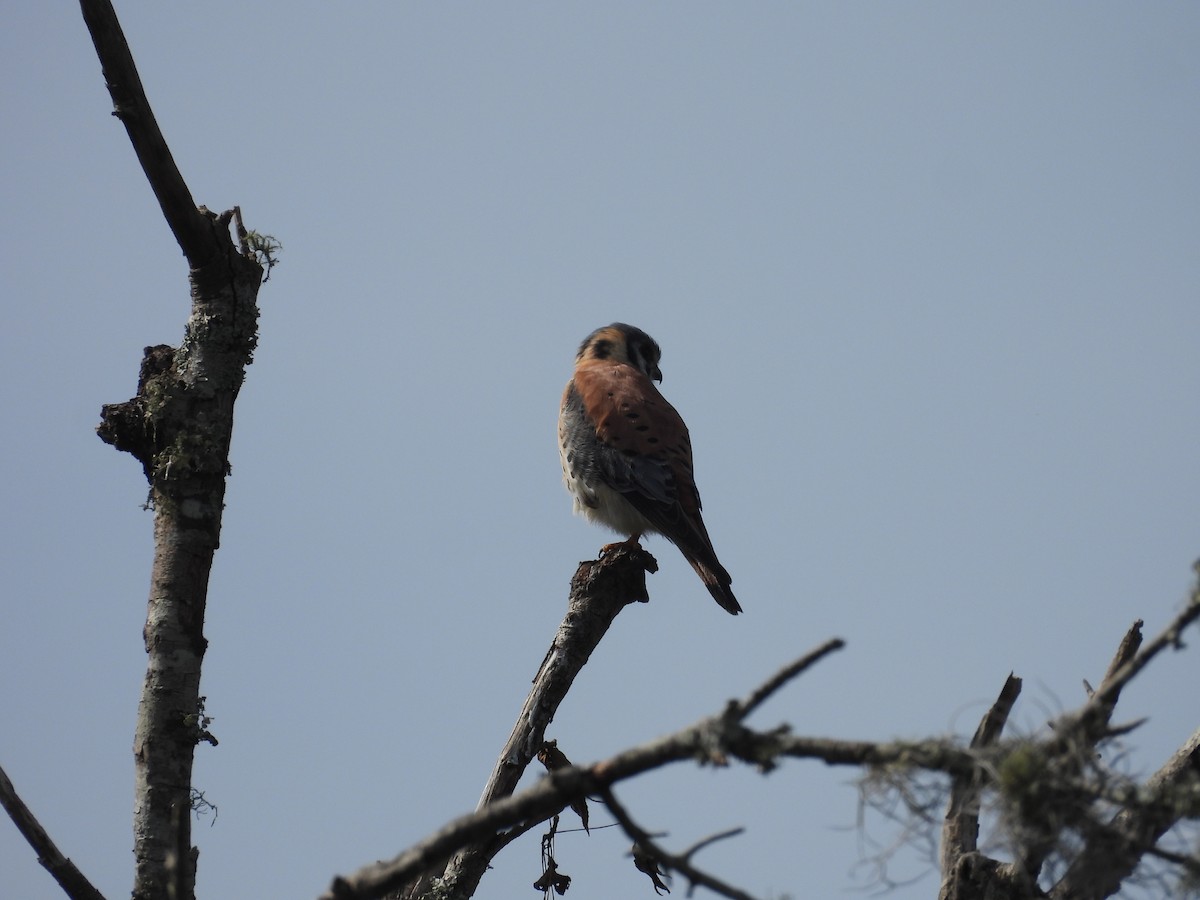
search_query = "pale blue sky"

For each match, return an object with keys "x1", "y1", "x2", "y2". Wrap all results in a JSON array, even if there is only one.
[{"x1": 2, "y1": 4, "x2": 1198, "y2": 899}]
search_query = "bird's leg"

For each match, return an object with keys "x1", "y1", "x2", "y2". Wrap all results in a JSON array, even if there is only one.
[{"x1": 599, "y1": 533, "x2": 643, "y2": 557}]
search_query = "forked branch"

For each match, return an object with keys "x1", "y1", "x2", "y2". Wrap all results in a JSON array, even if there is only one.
[
  {"x1": 76, "y1": 4, "x2": 266, "y2": 900},
  {"x1": 602, "y1": 786, "x2": 755, "y2": 900},
  {"x1": 328, "y1": 635, "x2": 858, "y2": 900},
  {"x1": 330, "y1": 587, "x2": 1200, "y2": 900}
]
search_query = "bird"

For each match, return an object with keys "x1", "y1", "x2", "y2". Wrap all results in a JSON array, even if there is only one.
[{"x1": 558, "y1": 323, "x2": 742, "y2": 615}]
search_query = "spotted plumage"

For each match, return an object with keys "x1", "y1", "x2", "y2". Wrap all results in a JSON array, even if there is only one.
[{"x1": 559, "y1": 323, "x2": 741, "y2": 615}]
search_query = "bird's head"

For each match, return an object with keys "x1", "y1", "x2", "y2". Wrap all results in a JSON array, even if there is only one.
[{"x1": 576, "y1": 323, "x2": 663, "y2": 382}]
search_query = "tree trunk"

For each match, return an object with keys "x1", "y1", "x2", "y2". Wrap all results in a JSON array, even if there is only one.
[{"x1": 81, "y1": 2, "x2": 264, "y2": 897}]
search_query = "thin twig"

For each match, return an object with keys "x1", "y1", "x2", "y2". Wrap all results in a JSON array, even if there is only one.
[
  {"x1": 681, "y1": 828, "x2": 746, "y2": 860},
  {"x1": 733, "y1": 638, "x2": 845, "y2": 722}
]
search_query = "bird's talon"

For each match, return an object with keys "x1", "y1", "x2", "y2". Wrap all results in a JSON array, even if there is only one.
[{"x1": 599, "y1": 536, "x2": 642, "y2": 558}]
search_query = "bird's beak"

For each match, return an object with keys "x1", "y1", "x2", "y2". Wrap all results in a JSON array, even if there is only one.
[{"x1": 650, "y1": 365, "x2": 663, "y2": 383}]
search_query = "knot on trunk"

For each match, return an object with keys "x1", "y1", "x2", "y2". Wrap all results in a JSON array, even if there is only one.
[{"x1": 97, "y1": 344, "x2": 177, "y2": 479}]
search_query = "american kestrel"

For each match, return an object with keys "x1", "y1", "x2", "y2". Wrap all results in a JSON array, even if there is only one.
[{"x1": 558, "y1": 323, "x2": 742, "y2": 615}]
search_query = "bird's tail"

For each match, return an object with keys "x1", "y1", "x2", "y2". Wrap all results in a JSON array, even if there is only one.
[{"x1": 686, "y1": 556, "x2": 742, "y2": 615}]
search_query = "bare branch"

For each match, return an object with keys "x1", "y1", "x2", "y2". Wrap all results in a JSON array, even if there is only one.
[
  {"x1": 481, "y1": 544, "x2": 657, "y2": 805},
  {"x1": 731, "y1": 638, "x2": 845, "y2": 722},
  {"x1": 400, "y1": 544, "x2": 657, "y2": 898},
  {"x1": 1019, "y1": 598, "x2": 1200, "y2": 880},
  {"x1": 336, "y1": 588, "x2": 1199, "y2": 900},
  {"x1": 78, "y1": 5, "x2": 267, "y2": 898},
  {"x1": 325, "y1": 767, "x2": 599, "y2": 900},
  {"x1": 767, "y1": 735, "x2": 975, "y2": 776},
  {"x1": 1071, "y1": 618, "x2": 1144, "y2": 744},
  {"x1": 682, "y1": 828, "x2": 747, "y2": 860},
  {"x1": 601, "y1": 786, "x2": 757, "y2": 900},
  {"x1": 0, "y1": 763, "x2": 107, "y2": 900},
  {"x1": 1067, "y1": 588, "x2": 1200, "y2": 749},
  {"x1": 326, "y1": 666, "x2": 982, "y2": 900},
  {"x1": 77, "y1": 0, "x2": 218, "y2": 265},
  {"x1": 939, "y1": 673, "x2": 1022, "y2": 899}
]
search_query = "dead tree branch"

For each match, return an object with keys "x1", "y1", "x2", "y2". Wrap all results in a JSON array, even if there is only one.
[
  {"x1": 326, "y1": 594, "x2": 1200, "y2": 900},
  {"x1": 78, "y1": 0, "x2": 218, "y2": 264},
  {"x1": 1071, "y1": 589, "x2": 1200, "y2": 742},
  {"x1": 1049, "y1": 726, "x2": 1200, "y2": 899},
  {"x1": 931, "y1": 596, "x2": 1200, "y2": 900},
  {"x1": 939, "y1": 673, "x2": 1023, "y2": 900},
  {"x1": 325, "y1": 641, "x2": 915, "y2": 900},
  {"x1": 398, "y1": 544, "x2": 658, "y2": 899},
  {"x1": 75, "y1": 3, "x2": 266, "y2": 899},
  {"x1": 0, "y1": 764, "x2": 107, "y2": 900},
  {"x1": 1013, "y1": 598, "x2": 1200, "y2": 882},
  {"x1": 729, "y1": 638, "x2": 845, "y2": 722}
]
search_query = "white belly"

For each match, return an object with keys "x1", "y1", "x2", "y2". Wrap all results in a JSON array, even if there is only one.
[{"x1": 561, "y1": 453, "x2": 656, "y2": 537}]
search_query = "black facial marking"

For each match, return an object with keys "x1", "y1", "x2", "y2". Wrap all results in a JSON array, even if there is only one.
[
  {"x1": 591, "y1": 339, "x2": 613, "y2": 359},
  {"x1": 625, "y1": 329, "x2": 660, "y2": 372}
]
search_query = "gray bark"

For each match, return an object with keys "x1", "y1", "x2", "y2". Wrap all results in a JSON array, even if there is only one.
[{"x1": 81, "y1": 2, "x2": 263, "y2": 898}]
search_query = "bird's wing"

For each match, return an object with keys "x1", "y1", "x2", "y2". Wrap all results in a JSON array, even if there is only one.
[{"x1": 570, "y1": 359, "x2": 710, "y2": 537}]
